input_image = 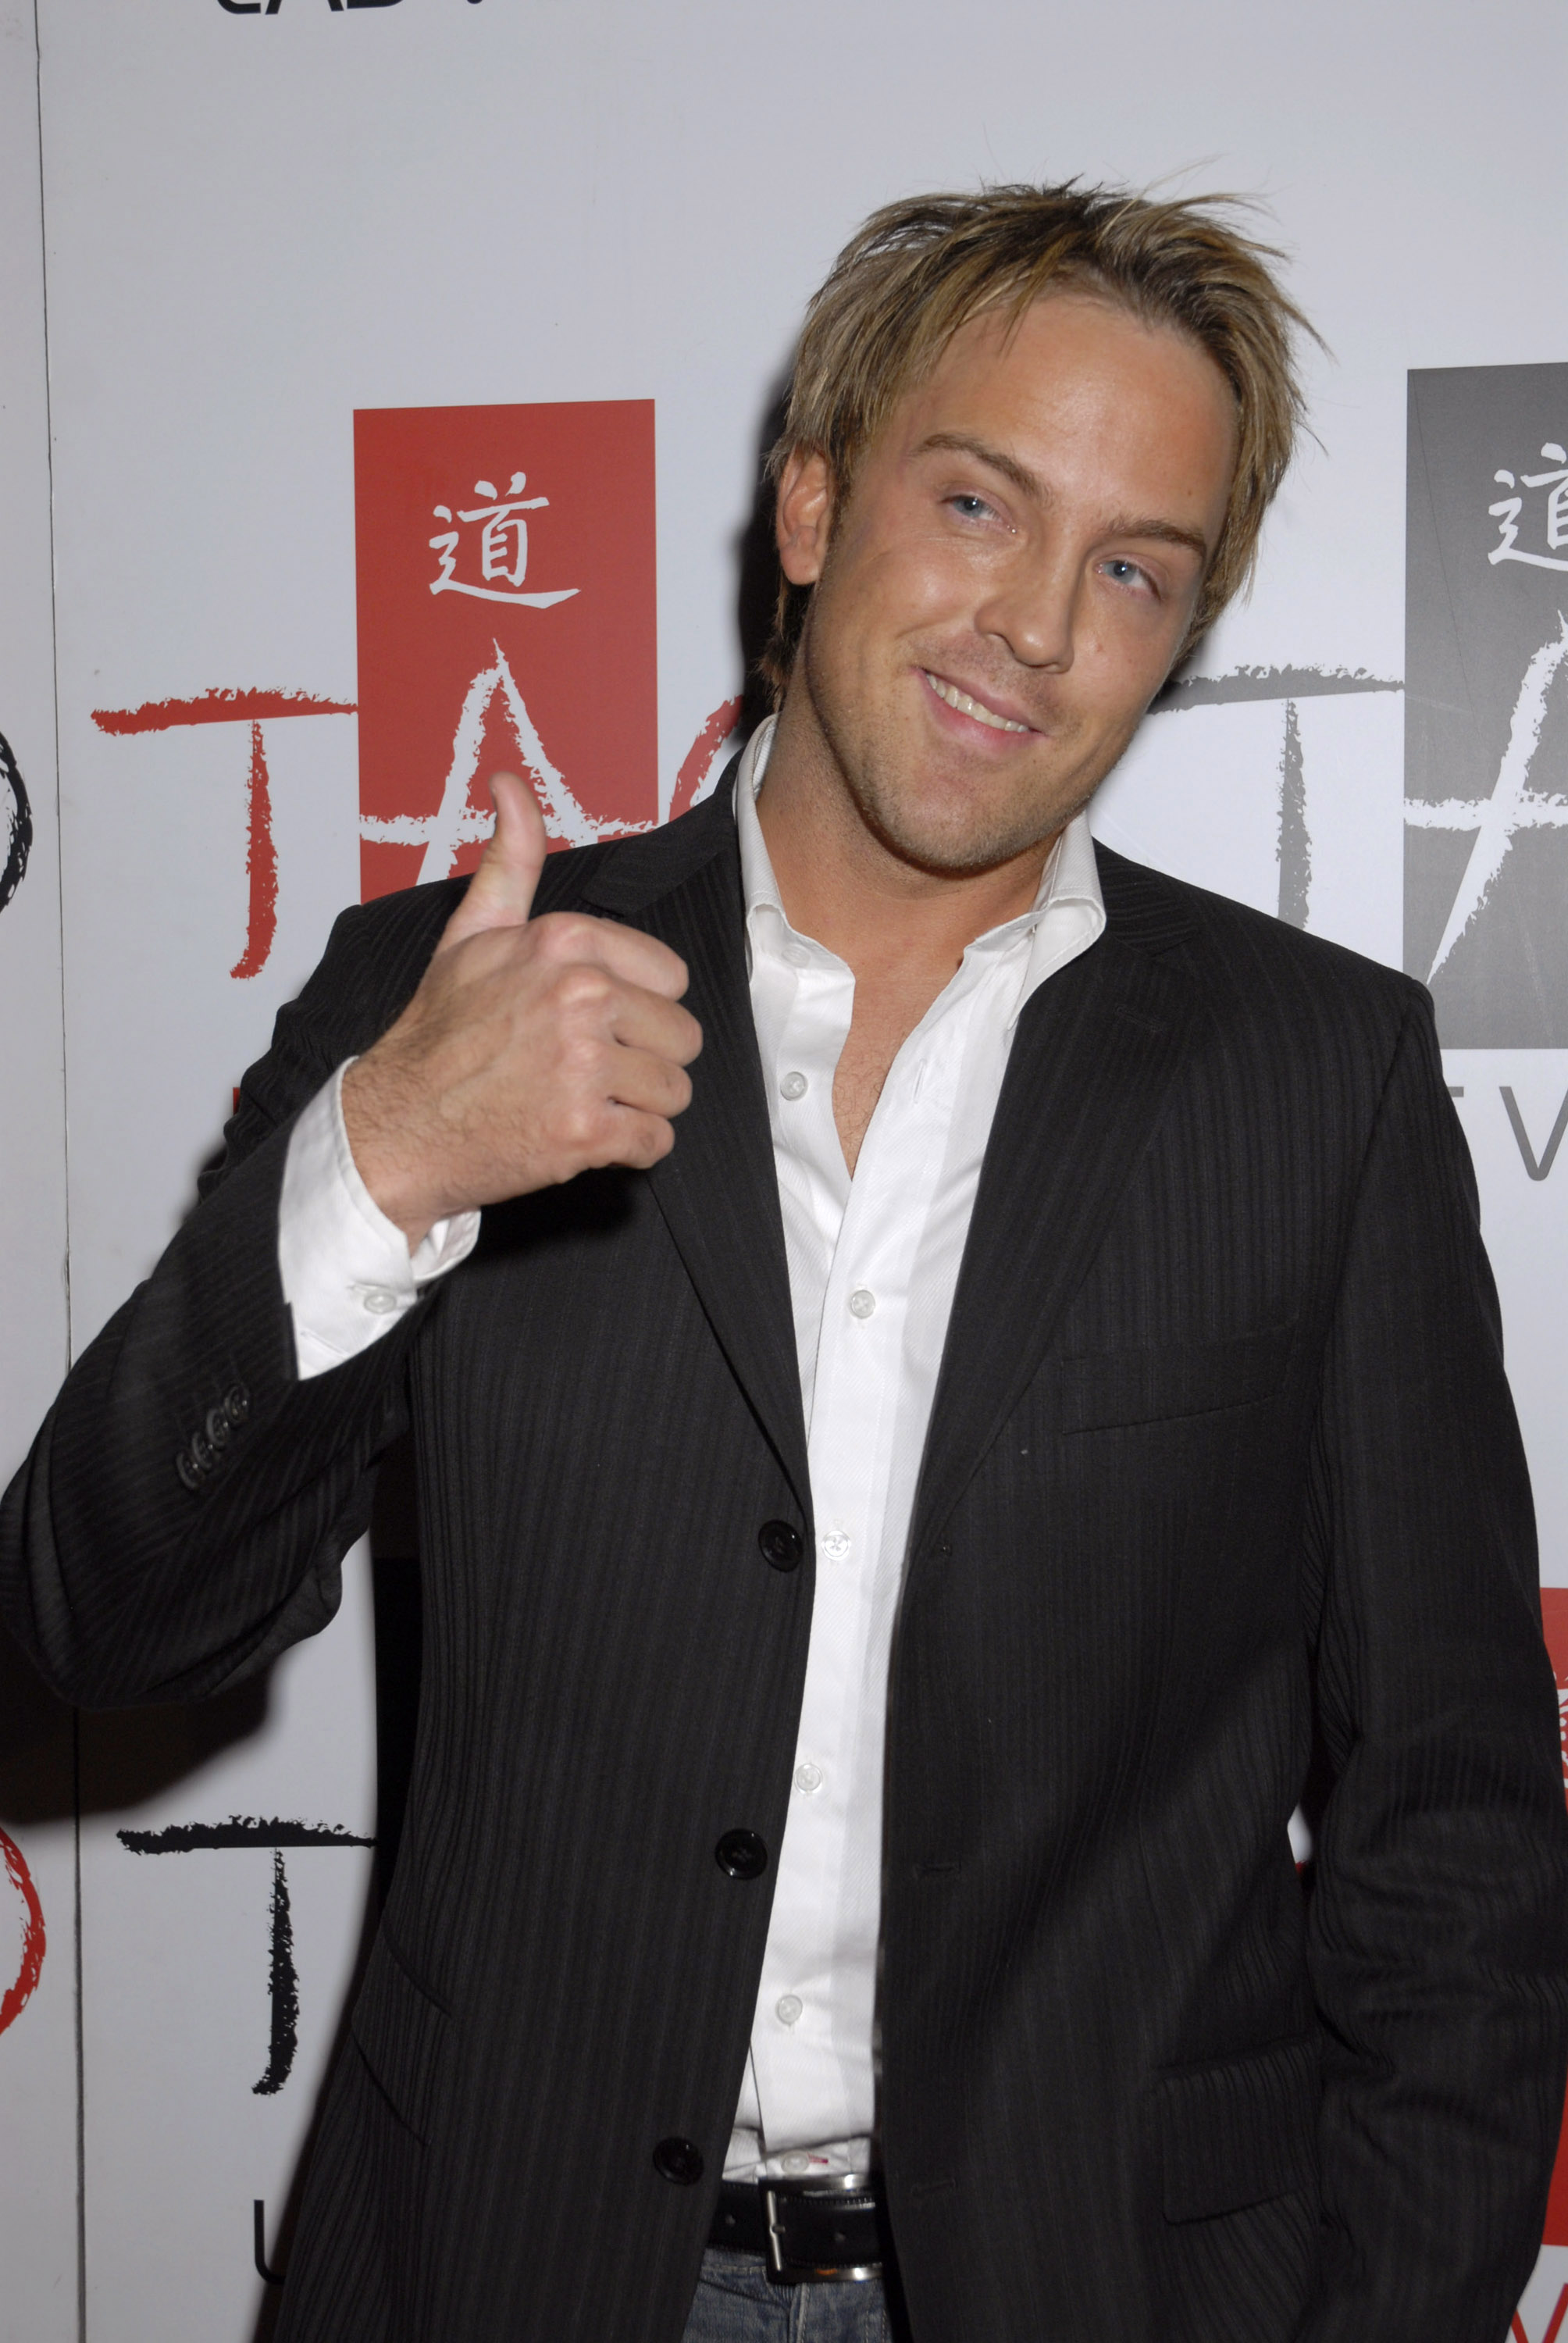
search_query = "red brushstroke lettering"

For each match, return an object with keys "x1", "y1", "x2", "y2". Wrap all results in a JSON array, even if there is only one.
[
  {"x1": 230, "y1": 721, "x2": 277, "y2": 980},
  {"x1": 0, "y1": 1827, "x2": 45, "y2": 2036},
  {"x1": 670, "y1": 697, "x2": 743, "y2": 820},
  {"x1": 92, "y1": 688, "x2": 355, "y2": 734},
  {"x1": 1515, "y1": 2288, "x2": 1568, "y2": 2343},
  {"x1": 90, "y1": 685, "x2": 352, "y2": 980}
]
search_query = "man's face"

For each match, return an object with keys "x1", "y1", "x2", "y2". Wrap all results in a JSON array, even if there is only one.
[{"x1": 775, "y1": 291, "x2": 1239, "y2": 876}]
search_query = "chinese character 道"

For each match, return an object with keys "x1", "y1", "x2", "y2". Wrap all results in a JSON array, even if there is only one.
[{"x1": 429, "y1": 473, "x2": 579, "y2": 608}]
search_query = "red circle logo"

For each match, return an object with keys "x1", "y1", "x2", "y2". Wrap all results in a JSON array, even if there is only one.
[{"x1": 0, "y1": 1827, "x2": 45, "y2": 2036}]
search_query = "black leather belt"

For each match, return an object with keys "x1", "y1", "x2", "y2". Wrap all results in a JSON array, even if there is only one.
[{"x1": 709, "y1": 2173, "x2": 889, "y2": 2284}]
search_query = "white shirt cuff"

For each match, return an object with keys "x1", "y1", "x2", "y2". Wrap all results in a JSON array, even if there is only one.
[{"x1": 278, "y1": 1061, "x2": 479, "y2": 1381}]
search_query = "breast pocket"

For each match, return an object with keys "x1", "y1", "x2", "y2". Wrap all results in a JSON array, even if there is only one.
[{"x1": 1053, "y1": 1323, "x2": 1295, "y2": 1435}]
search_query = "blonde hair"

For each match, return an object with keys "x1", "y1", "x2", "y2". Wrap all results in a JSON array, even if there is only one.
[{"x1": 763, "y1": 181, "x2": 1313, "y2": 701}]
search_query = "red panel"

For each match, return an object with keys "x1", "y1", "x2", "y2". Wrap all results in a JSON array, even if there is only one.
[
  {"x1": 1538, "y1": 1591, "x2": 1568, "y2": 2244},
  {"x1": 354, "y1": 401, "x2": 657, "y2": 903}
]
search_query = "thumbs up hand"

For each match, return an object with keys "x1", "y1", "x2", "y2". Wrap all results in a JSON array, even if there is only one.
[
  {"x1": 431, "y1": 769, "x2": 547, "y2": 954},
  {"x1": 342, "y1": 773, "x2": 702, "y2": 1250}
]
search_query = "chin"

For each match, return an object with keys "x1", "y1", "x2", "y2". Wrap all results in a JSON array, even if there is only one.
[{"x1": 871, "y1": 801, "x2": 1046, "y2": 879}]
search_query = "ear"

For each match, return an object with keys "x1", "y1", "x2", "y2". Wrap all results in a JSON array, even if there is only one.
[{"x1": 775, "y1": 448, "x2": 835, "y2": 587}]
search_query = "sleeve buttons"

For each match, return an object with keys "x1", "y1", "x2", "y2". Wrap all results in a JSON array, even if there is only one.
[
  {"x1": 176, "y1": 1384, "x2": 252, "y2": 1488},
  {"x1": 757, "y1": 1521, "x2": 803, "y2": 1573}
]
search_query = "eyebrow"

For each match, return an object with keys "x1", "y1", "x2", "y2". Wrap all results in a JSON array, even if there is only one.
[{"x1": 914, "y1": 430, "x2": 1213, "y2": 565}]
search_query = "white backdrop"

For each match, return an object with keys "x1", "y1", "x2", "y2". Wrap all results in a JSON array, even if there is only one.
[{"x1": 2, "y1": 0, "x2": 1566, "y2": 2334}]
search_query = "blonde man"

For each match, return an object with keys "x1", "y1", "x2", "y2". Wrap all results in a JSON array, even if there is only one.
[{"x1": 7, "y1": 184, "x2": 1567, "y2": 2343}]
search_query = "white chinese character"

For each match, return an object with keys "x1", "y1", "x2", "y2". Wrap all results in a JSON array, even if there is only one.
[
  {"x1": 1488, "y1": 443, "x2": 1568, "y2": 572},
  {"x1": 428, "y1": 472, "x2": 579, "y2": 608}
]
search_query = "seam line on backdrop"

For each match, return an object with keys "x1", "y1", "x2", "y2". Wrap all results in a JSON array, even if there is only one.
[
  {"x1": 28, "y1": 0, "x2": 84, "y2": 2330},
  {"x1": 72, "y1": 1714, "x2": 84, "y2": 2343}
]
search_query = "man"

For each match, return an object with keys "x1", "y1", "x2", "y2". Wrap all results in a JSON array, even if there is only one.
[{"x1": 4, "y1": 184, "x2": 1566, "y2": 2343}]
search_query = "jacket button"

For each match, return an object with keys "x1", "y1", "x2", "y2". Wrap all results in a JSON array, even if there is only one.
[
  {"x1": 205, "y1": 1405, "x2": 232, "y2": 1451},
  {"x1": 715, "y1": 1829, "x2": 768, "y2": 1881},
  {"x1": 190, "y1": 1428, "x2": 216, "y2": 1473},
  {"x1": 175, "y1": 1452, "x2": 202, "y2": 1492},
  {"x1": 653, "y1": 2137, "x2": 704, "y2": 2186},
  {"x1": 757, "y1": 1521, "x2": 803, "y2": 1572},
  {"x1": 224, "y1": 1383, "x2": 251, "y2": 1425}
]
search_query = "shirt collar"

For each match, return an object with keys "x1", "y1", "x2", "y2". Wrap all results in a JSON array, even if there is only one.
[{"x1": 733, "y1": 711, "x2": 1105, "y2": 1022}]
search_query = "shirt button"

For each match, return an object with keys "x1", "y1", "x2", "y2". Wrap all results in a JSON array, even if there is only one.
[
  {"x1": 793, "y1": 1762, "x2": 824, "y2": 1796},
  {"x1": 848, "y1": 1288, "x2": 876, "y2": 1320},
  {"x1": 775, "y1": 1994, "x2": 804, "y2": 2027},
  {"x1": 819, "y1": 1530, "x2": 851, "y2": 1563},
  {"x1": 779, "y1": 1071, "x2": 808, "y2": 1101},
  {"x1": 782, "y1": 2152, "x2": 811, "y2": 2176},
  {"x1": 361, "y1": 1287, "x2": 400, "y2": 1315}
]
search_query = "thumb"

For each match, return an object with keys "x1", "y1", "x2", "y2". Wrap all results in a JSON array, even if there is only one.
[{"x1": 437, "y1": 772, "x2": 546, "y2": 954}]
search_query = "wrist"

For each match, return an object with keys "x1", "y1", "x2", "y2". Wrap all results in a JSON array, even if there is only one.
[{"x1": 340, "y1": 1054, "x2": 437, "y2": 1253}]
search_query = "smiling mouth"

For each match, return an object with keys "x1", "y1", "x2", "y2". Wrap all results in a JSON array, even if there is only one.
[{"x1": 921, "y1": 670, "x2": 1033, "y2": 734}]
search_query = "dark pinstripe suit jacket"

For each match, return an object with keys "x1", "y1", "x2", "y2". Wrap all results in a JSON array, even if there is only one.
[{"x1": 5, "y1": 773, "x2": 1567, "y2": 2343}]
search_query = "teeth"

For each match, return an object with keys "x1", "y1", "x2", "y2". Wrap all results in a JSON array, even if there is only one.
[{"x1": 923, "y1": 672, "x2": 1031, "y2": 733}]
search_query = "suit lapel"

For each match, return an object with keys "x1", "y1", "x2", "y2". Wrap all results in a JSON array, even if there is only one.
[
  {"x1": 910, "y1": 915, "x2": 1202, "y2": 1554},
  {"x1": 580, "y1": 786, "x2": 812, "y2": 1520}
]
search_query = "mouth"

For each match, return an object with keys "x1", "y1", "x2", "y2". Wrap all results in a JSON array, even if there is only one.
[{"x1": 921, "y1": 669, "x2": 1035, "y2": 735}]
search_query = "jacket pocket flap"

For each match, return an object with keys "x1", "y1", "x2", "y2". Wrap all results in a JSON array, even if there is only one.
[
  {"x1": 350, "y1": 1930, "x2": 452, "y2": 2145},
  {"x1": 1057, "y1": 1323, "x2": 1295, "y2": 1435},
  {"x1": 1158, "y1": 2033, "x2": 1318, "y2": 2223}
]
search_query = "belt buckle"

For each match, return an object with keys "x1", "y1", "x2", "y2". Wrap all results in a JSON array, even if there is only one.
[{"x1": 762, "y1": 2170, "x2": 882, "y2": 2285}]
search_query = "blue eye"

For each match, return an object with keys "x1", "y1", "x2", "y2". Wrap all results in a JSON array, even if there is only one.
[{"x1": 950, "y1": 494, "x2": 991, "y2": 519}]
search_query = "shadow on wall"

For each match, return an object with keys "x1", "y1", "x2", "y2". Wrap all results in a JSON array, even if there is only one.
[
  {"x1": 0, "y1": 1437, "x2": 425, "y2": 2343},
  {"x1": 247, "y1": 1435, "x2": 422, "y2": 2342},
  {"x1": 732, "y1": 374, "x2": 792, "y2": 741}
]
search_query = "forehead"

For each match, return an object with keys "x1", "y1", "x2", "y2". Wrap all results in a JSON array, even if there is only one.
[{"x1": 882, "y1": 290, "x2": 1238, "y2": 512}]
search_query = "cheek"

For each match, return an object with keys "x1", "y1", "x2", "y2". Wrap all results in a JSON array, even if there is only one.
[{"x1": 844, "y1": 531, "x2": 982, "y2": 647}]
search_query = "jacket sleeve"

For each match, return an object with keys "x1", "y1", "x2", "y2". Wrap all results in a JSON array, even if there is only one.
[
  {"x1": 0, "y1": 889, "x2": 451, "y2": 1708},
  {"x1": 1300, "y1": 987, "x2": 1568, "y2": 2341}
]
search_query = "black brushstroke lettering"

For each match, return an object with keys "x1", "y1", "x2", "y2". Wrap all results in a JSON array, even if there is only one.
[
  {"x1": 1277, "y1": 700, "x2": 1310, "y2": 929},
  {"x1": 0, "y1": 731, "x2": 32, "y2": 914},
  {"x1": 1501, "y1": 1086, "x2": 1568, "y2": 1182},
  {"x1": 254, "y1": 2199, "x2": 286, "y2": 2285},
  {"x1": 1151, "y1": 665, "x2": 1402, "y2": 715},
  {"x1": 117, "y1": 1815, "x2": 373, "y2": 1853},
  {"x1": 254, "y1": 1850, "x2": 298, "y2": 2095}
]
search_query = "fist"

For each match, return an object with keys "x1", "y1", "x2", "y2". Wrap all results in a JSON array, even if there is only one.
[{"x1": 342, "y1": 773, "x2": 702, "y2": 1248}]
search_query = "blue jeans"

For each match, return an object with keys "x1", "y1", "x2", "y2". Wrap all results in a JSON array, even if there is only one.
[{"x1": 682, "y1": 2248, "x2": 906, "y2": 2342}]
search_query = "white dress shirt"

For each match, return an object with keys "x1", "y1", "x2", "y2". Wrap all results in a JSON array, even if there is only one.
[{"x1": 278, "y1": 715, "x2": 1106, "y2": 2182}]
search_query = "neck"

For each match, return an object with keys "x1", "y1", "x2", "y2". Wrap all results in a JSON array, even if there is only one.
[{"x1": 754, "y1": 688, "x2": 1058, "y2": 986}]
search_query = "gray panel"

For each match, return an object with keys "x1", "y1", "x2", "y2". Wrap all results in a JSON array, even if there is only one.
[{"x1": 1406, "y1": 364, "x2": 1568, "y2": 1044}]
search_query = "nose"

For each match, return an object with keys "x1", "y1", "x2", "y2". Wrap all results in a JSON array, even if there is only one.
[{"x1": 973, "y1": 544, "x2": 1078, "y2": 672}]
